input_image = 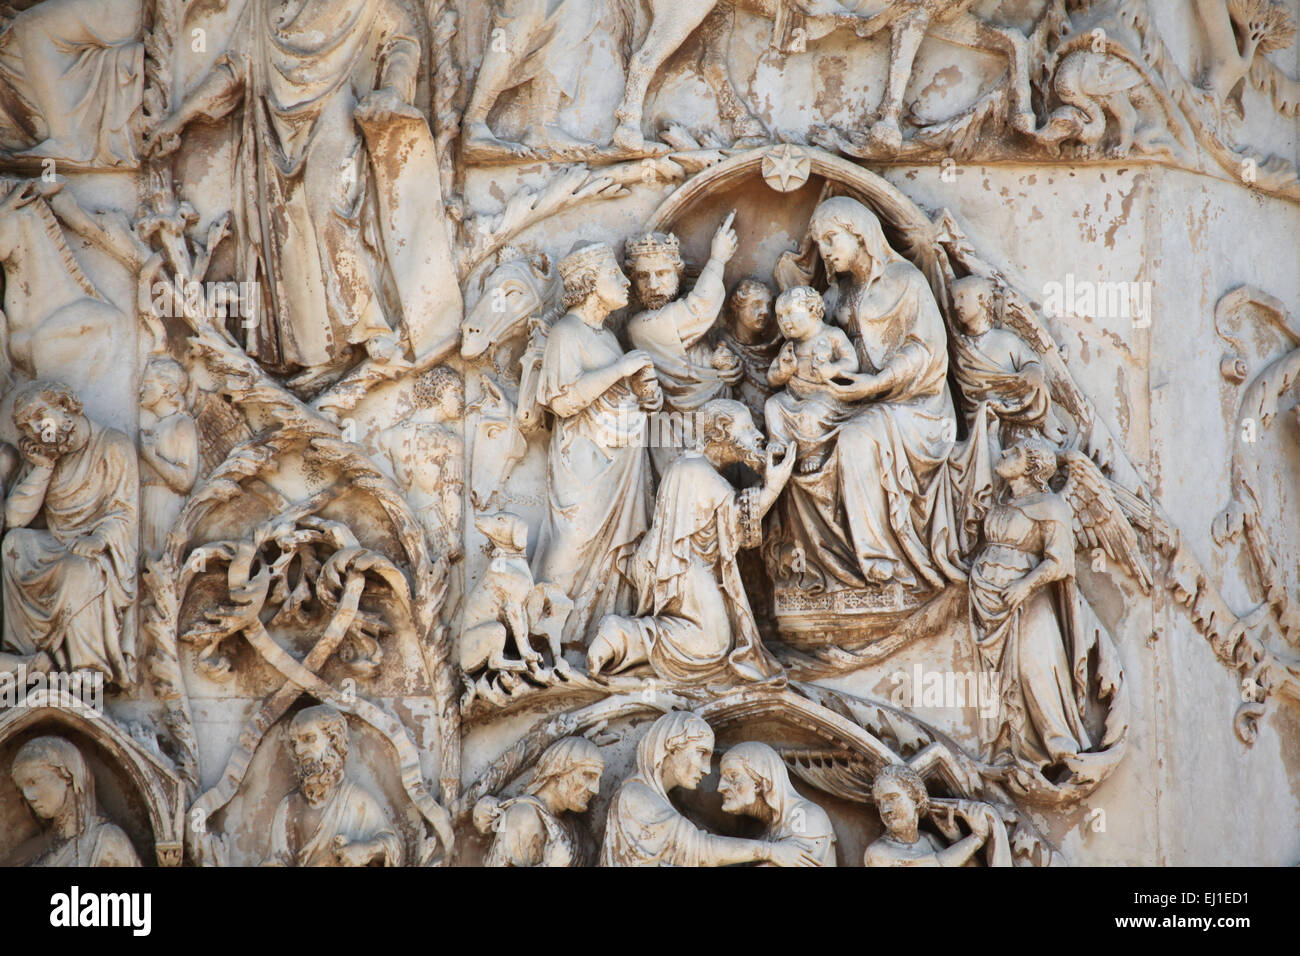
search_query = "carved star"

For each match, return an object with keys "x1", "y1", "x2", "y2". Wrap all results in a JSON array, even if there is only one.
[{"x1": 762, "y1": 144, "x2": 812, "y2": 193}]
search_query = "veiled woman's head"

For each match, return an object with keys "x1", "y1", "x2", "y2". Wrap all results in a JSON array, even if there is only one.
[
  {"x1": 718, "y1": 741, "x2": 800, "y2": 822},
  {"x1": 810, "y1": 197, "x2": 895, "y2": 279},
  {"x1": 11, "y1": 735, "x2": 94, "y2": 827},
  {"x1": 637, "y1": 712, "x2": 714, "y2": 794}
]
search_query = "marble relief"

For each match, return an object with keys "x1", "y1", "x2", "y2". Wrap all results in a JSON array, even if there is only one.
[{"x1": 0, "y1": 0, "x2": 1296, "y2": 868}]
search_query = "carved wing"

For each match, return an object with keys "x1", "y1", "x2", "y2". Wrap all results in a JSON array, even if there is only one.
[{"x1": 1061, "y1": 451, "x2": 1153, "y2": 593}]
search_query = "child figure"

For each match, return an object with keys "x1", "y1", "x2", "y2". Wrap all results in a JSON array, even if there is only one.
[
  {"x1": 139, "y1": 357, "x2": 200, "y2": 558},
  {"x1": 764, "y1": 286, "x2": 858, "y2": 474}
]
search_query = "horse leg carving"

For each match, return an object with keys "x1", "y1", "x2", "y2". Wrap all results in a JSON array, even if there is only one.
[
  {"x1": 867, "y1": 8, "x2": 931, "y2": 153},
  {"x1": 699, "y1": 3, "x2": 766, "y2": 144},
  {"x1": 615, "y1": 0, "x2": 716, "y2": 151}
]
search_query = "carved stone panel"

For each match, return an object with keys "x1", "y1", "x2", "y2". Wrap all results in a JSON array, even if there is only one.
[{"x1": 0, "y1": 0, "x2": 1297, "y2": 870}]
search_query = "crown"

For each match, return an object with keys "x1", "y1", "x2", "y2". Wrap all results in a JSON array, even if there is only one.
[
  {"x1": 625, "y1": 232, "x2": 681, "y2": 262},
  {"x1": 558, "y1": 242, "x2": 614, "y2": 282}
]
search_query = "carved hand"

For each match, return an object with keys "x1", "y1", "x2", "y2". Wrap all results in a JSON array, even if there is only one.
[
  {"x1": 828, "y1": 371, "x2": 883, "y2": 402},
  {"x1": 355, "y1": 86, "x2": 419, "y2": 126},
  {"x1": 620, "y1": 349, "x2": 655, "y2": 379},
  {"x1": 332, "y1": 836, "x2": 375, "y2": 867},
  {"x1": 759, "y1": 442, "x2": 797, "y2": 515},
  {"x1": 766, "y1": 840, "x2": 819, "y2": 867},
  {"x1": 18, "y1": 438, "x2": 56, "y2": 470},
  {"x1": 710, "y1": 211, "x2": 739, "y2": 264},
  {"x1": 1001, "y1": 578, "x2": 1033, "y2": 608},
  {"x1": 70, "y1": 534, "x2": 106, "y2": 558},
  {"x1": 142, "y1": 112, "x2": 187, "y2": 158},
  {"x1": 777, "y1": 341, "x2": 798, "y2": 375},
  {"x1": 965, "y1": 807, "x2": 992, "y2": 841}
]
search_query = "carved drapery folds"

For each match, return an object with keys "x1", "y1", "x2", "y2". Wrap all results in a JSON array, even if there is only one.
[{"x1": 0, "y1": 0, "x2": 1296, "y2": 867}]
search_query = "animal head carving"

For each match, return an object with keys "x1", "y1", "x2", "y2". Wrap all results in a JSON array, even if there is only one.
[
  {"x1": 474, "y1": 511, "x2": 530, "y2": 555},
  {"x1": 461, "y1": 254, "x2": 555, "y2": 360}
]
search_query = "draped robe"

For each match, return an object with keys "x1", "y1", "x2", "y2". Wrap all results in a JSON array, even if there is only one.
[
  {"x1": 0, "y1": 0, "x2": 142, "y2": 164},
  {"x1": 531, "y1": 313, "x2": 652, "y2": 646},
  {"x1": 593, "y1": 452, "x2": 781, "y2": 685},
  {"x1": 3, "y1": 424, "x2": 138, "y2": 684},
  {"x1": 212, "y1": 0, "x2": 420, "y2": 370},
  {"x1": 770, "y1": 260, "x2": 988, "y2": 593},
  {"x1": 268, "y1": 779, "x2": 402, "y2": 867},
  {"x1": 968, "y1": 494, "x2": 1092, "y2": 767}
]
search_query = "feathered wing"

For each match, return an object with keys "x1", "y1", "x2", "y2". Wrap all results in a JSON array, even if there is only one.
[{"x1": 1061, "y1": 451, "x2": 1153, "y2": 593}]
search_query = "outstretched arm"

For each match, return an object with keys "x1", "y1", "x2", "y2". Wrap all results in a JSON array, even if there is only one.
[
  {"x1": 546, "y1": 351, "x2": 654, "y2": 418},
  {"x1": 674, "y1": 213, "x2": 738, "y2": 347}
]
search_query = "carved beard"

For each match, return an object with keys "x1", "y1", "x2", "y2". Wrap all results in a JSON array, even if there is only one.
[
  {"x1": 296, "y1": 749, "x2": 345, "y2": 808},
  {"x1": 639, "y1": 291, "x2": 672, "y2": 311},
  {"x1": 21, "y1": 421, "x2": 75, "y2": 462}
]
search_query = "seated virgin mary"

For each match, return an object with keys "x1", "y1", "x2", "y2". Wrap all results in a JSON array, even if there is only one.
[{"x1": 764, "y1": 196, "x2": 991, "y2": 600}]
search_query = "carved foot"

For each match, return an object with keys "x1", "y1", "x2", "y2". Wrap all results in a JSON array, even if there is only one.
[
  {"x1": 13, "y1": 137, "x2": 95, "y2": 164},
  {"x1": 861, "y1": 558, "x2": 896, "y2": 584},
  {"x1": 797, "y1": 453, "x2": 827, "y2": 474},
  {"x1": 866, "y1": 118, "x2": 903, "y2": 153},
  {"x1": 1009, "y1": 110, "x2": 1038, "y2": 136},
  {"x1": 731, "y1": 115, "x2": 768, "y2": 148},
  {"x1": 364, "y1": 332, "x2": 411, "y2": 369}
]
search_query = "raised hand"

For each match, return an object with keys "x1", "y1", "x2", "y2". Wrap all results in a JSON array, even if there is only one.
[{"x1": 710, "y1": 211, "x2": 739, "y2": 264}]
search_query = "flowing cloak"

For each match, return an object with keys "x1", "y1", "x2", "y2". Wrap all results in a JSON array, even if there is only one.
[
  {"x1": 268, "y1": 779, "x2": 402, "y2": 867},
  {"x1": 531, "y1": 313, "x2": 652, "y2": 646},
  {"x1": 3, "y1": 424, "x2": 138, "y2": 684},
  {"x1": 596, "y1": 452, "x2": 781, "y2": 685},
  {"x1": 626, "y1": 260, "x2": 731, "y2": 472},
  {"x1": 216, "y1": 0, "x2": 420, "y2": 369},
  {"x1": 481, "y1": 795, "x2": 592, "y2": 867},
  {"x1": 31, "y1": 818, "x2": 140, "y2": 867},
  {"x1": 600, "y1": 718, "x2": 716, "y2": 867},
  {"x1": 968, "y1": 494, "x2": 1094, "y2": 767},
  {"x1": 0, "y1": 0, "x2": 142, "y2": 163},
  {"x1": 770, "y1": 260, "x2": 990, "y2": 592},
  {"x1": 952, "y1": 329, "x2": 1052, "y2": 440},
  {"x1": 491, "y1": 0, "x2": 601, "y2": 102}
]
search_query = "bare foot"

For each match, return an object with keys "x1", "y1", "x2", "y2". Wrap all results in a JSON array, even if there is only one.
[
  {"x1": 15, "y1": 137, "x2": 95, "y2": 163},
  {"x1": 613, "y1": 120, "x2": 645, "y2": 153}
]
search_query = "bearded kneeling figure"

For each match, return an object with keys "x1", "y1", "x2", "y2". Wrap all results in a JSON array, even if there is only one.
[{"x1": 587, "y1": 400, "x2": 794, "y2": 687}]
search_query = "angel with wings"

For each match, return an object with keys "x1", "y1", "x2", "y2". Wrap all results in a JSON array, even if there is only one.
[{"x1": 969, "y1": 436, "x2": 1150, "y2": 797}]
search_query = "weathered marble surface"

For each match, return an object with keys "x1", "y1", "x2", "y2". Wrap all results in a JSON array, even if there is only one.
[{"x1": 0, "y1": 0, "x2": 1296, "y2": 867}]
